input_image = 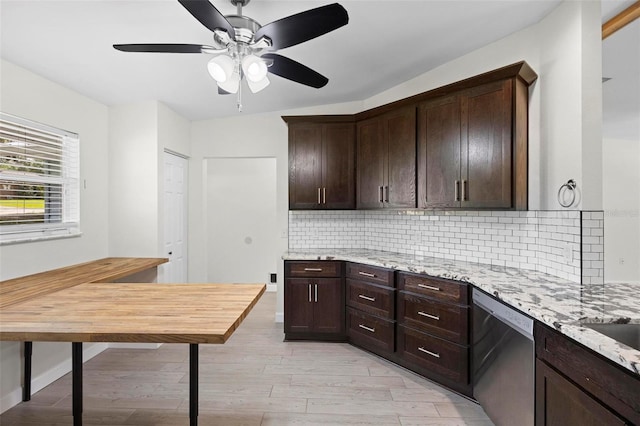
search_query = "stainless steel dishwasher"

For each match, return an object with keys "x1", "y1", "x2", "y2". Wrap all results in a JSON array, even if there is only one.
[{"x1": 472, "y1": 289, "x2": 534, "y2": 426}]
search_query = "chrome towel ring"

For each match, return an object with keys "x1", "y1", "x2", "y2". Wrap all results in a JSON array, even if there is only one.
[{"x1": 557, "y1": 179, "x2": 577, "y2": 208}]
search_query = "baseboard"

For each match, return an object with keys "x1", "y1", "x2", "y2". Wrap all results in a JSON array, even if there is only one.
[
  {"x1": 275, "y1": 311, "x2": 284, "y2": 323},
  {"x1": 0, "y1": 342, "x2": 107, "y2": 414},
  {"x1": 267, "y1": 284, "x2": 277, "y2": 292}
]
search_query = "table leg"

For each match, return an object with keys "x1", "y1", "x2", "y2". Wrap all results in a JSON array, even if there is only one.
[
  {"x1": 189, "y1": 343, "x2": 199, "y2": 426},
  {"x1": 23, "y1": 341, "x2": 32, "y2": 401},
  {"x1": 72, "y1": 342, "x2": 83, "y2": 426}
]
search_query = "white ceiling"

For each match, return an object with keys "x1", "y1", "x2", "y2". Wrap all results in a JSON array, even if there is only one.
[
  {"x1": 0, "y1": 0, "x2": 637, "y2": 128},
  {"x1": 1, "y1": 0, "x2": 564, "y2": 120}
]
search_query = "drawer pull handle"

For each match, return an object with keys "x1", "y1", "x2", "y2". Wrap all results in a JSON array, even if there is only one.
[
  {"x1": 418, "y1": 347, "x2": 440, "y2": 358},
  {"x1": 418, "y1": 311, "x2": 440, "y2": 320},
  {"x1": 418, "y1": 284, "x2": 440, "y2": 291},
  {"x1": 358, "y1": 271, "x2": 376, "y2": 278},
  {"x1": 358, "y1": 324, "x2": 376, "y2": 333},
  {"x1": 304, "y1": 268, "x2": 323, "y2": 272},
  {"x1": 358, "y1": 294, "x2": 376, "y2": 302}
]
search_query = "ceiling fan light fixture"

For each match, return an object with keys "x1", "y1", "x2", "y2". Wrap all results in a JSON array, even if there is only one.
[
  {"x1": 218, "y1": 70, "x2": 241, "y2": 94},
  {"x1": 241, "y1": 55, "x2": 268, "y2": 83},
  {"x1": 247, "y1": 74, "x2": 270, "y2": 93},
  {"x1": 207, "y1": 55, "x2": 234, "y2": 83}
]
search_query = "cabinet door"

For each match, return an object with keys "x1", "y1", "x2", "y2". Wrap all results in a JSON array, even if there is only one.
[
  {"x1": 313, "y1": 278, "x2": 344, "y2": 334},
  {"x1": 323, "y1": 123, "x2": 356, "y2": 209},
  {"x1": 284, "y1": 278, "x2": 315, "y2": 333},
  {"x1": 535, "y1": 359, "x2": 626, "y2": 426},
  {"x1": 289, "y1": 124, "x2": 323, "y2": 209},
  {"x1": 461, "y1": 80, "x2": 512, "y2": 208},
  {"x1": 417, "y1": 95, "x2": 461, "y2": 208},
  {"x1": 357, "y1": 117, "x2": 385, "y2": 208},
  {"x1": 384, "y1": 107, "x2": 417, "y2": 208}
]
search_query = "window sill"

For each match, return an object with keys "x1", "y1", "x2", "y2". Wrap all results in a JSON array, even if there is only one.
[{"x1": 0, "y1": 231, "x2": 83, "y2": 246}]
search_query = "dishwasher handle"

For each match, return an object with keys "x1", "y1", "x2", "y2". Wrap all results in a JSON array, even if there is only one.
[{"x1": 473, "y1": 290, "x2": 534, "y2": 340}]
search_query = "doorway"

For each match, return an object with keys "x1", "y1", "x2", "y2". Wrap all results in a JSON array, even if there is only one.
[
  {"x1": 163, "y1": 151, "x2": 188, "y2": 283},
  {"x1": 206, "y1": 157, "x2": 278, "y2": 285}
]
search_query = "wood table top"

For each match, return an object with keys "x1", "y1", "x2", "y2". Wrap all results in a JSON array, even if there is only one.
[
  {"x1": 0, "y1": 257, "x2": 167, "y2": 309},
  {"x1": 0, "y1": 283, "x2": 266, "y2": 344}
]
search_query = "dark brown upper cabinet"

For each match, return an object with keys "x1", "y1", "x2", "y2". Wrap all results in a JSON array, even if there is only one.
[
  {"x1": 286, "y1": 120, "x2": 355, "y2": 210},
  {"x1": 418, "y1": 70, "x2": 532, "y2": 210},
  {"x1": 285, "y1": 61, "x2": 536, "y2": 211},
  {"x1": 357, "y1": 107, "x2": 417, "y2": 209}
]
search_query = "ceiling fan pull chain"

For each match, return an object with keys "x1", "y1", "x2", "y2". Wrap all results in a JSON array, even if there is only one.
[{"x1": 237, "y1": 81, "x2": 243, "y2": 112}]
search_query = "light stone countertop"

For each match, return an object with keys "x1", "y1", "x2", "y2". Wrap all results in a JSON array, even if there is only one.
[{"x1": 283, "y1": 249, "x2": 639, "y2": 375}]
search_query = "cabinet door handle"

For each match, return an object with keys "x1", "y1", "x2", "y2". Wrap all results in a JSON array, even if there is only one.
[
  {"x1": 314, "y1": 284, "x2": 318, "y2": 302},
  {"x1": 304, "y1": 268, "x2": 322, "y2": 272},
  {"x1": 379, "y1": 186, "x2": 384, "y2": 203},
  {"x1": 418, "y1": 284, "x2": 441, "y2": 292},
  {"x1": 462, "y1": 179, "x2": 467, "y2": 201},
  {"x1": 317, "y1": 187, "x2": 321, "y2": 204},
  {"x1": 418, "y1": 311, "x2": 440, "y2": 320},
  {"x1": 358, "y1": 324, "x2": 375, "y2": 333},
  {"x1": 358, "y1": 294, "x2": 376, "y2": 302},
  {"x1": 418, "y1": 347, "x2": 440, "y2": 358},
  {"x1": 322, "y1": 187, "x2": 326, "y2": 204},
  {"x1": 384, "y1": 185, "x2": 389, "y2": 203},
  {"x1": 308, "y1": 284, "x2": 312, "y2": 302},
  {"x1": 358, "y1": 271, "x2": 376, "y2": 278},
  {"x1": 454, "y1": 180, "x2": 460, "y2": 201}
]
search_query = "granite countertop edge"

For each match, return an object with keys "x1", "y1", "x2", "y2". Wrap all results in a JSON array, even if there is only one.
[{"x1": 283, "y1": 249, "x2": 639, "y2": 376}]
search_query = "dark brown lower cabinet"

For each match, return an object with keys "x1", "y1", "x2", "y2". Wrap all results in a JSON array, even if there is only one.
[
  {"x1": 284, "y1": 261, "x2": 345, "y2": 340},
  {"x1": 535, "y1": 359, "x2": 626, "y2": 426},
  {"x1": 535, "y1": 323, "x2": 639, "y2": 425}
]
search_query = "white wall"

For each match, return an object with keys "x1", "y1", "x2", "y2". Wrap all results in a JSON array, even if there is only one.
[
  {"x1": 603, "y1": 137, "x2": 640, "y2": 283},
  {"x1": 0, "y1": 60, "x2": 110, "y2": 411},
  {"x1": 109, "y1": 101, "x2": 190, "y2": 281}
]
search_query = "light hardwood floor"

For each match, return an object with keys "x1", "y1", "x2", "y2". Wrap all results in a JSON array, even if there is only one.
[{"x1": 1, "y1": 291, "x2": 494, "y2": 425}]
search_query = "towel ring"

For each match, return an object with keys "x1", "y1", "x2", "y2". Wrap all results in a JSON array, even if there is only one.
[{"x1": 557, "y1": 179, "x2": 577, "y2": 208}]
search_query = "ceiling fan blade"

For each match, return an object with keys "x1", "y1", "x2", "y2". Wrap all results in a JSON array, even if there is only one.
[
  {"x1": 178, "y1": 0, "x2": 236, "y2": 39},
  {"x1": 218, "y1": 86, "x2": 231, "y2": 95},
  {"x1": 255, "y1": 3, "x2": 348, "y2": 50},
  {"x1": 114, "y1": 43, "x2": 209, "y2": 53},
  {"x1": 262, "y1": 53, "x2": 328, "y2": 88}
]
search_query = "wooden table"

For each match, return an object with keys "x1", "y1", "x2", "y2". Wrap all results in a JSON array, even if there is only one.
[
  {"x1": 0, "y1": 257, "x2": 168, "y2": 401},
  {"x1": 0, "y1": 282, "x2": 266, "y2": 426}
]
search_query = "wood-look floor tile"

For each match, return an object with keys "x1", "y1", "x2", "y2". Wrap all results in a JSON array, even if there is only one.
[
  {"x1": 390, "y1": 388, "x2": 470, "y2": 403},
  {"x1": 290, "y1": 374, "x2": 407, "y2": 389},
  {"x1": 434, "y1": 402, "x2": 489, "y2": 418},
  {"x1": 262, "y1": 412, "x2": 402, "y2": 425},
  {"x1": 270, "y1": 384, "x2": 392, "y2": 401},
  {"x1": 264, "y1": 363, "x2": 371, "y2": 376},
  {"x1": 193, "y1": 396, "x2": 306, "y2": 413},
  {"x1": 399, "y1": 418, "x2": 495, "y2": 426},
  {"x1": 124, "y1": 410, "x2": 263, "y2": 425},
  {"x1": 306, "y1": 399, "x2": 440, "y2": 416}
]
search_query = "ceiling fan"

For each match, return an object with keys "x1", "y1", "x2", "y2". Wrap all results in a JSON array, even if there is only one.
[{"x1": 114, "y1": 0, "x2": 349, "y2": 108}]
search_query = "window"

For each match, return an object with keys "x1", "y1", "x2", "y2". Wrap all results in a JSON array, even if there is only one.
[{"x1": 0, "y1": 113, "x2": 80, "y2": 244}]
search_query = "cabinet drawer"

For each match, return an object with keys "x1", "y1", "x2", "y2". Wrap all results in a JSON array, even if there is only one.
[
  {"x1": 535, "y1": 323, "x2": 640, "y2": 425},
  {"x1": 398, "y1": 292, "x2": 468, "y2": 344},
  {"x1": 346, "y1": 279, "x2": 395, "y2": 319},
  {"x1": 397, "y1": 325, "x2": 468, "y2": 384},
  {"x1": 398, "y1": 272, "x2": 468, "y2": 304},
  {"x1": 347, "y1": 307, "x2": 395, "y2": 353},
  {"x1": 346, "y1": 263, "x2": 394, "y2": 287},
  {"x1": 286, "y1": 261, "x2": 341, "y2": 278}
]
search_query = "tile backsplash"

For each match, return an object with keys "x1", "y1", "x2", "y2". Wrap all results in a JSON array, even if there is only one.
[{"x1": 289, "y1": 210, "x2": 605, "y2": 284}]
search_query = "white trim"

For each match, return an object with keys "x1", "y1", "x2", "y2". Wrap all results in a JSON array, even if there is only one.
[
  {"x1": 275, "y1": 311, "x2": 284, "y2": 323},
  {"x1": 266, "y1": 283, "x2": 277, "y2": 292},
  {"x1": 163, "y1": 148, "x2": 190, "y2": 159}
]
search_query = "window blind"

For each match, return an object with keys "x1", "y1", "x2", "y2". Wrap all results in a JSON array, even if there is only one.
[{"x1": 0, "y1": 113, "x2": 80, "y2": 243}]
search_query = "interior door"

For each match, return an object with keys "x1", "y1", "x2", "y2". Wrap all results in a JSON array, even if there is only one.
[{"x1": 163, "y1": 151, "x2": 188, "y2": 282}]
